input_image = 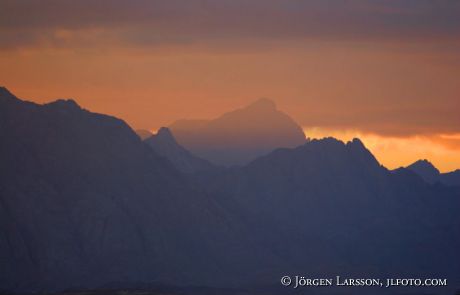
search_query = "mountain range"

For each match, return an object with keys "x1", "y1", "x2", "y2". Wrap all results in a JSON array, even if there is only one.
[{"x1": 1, "y1": 87, "x2": 460, "y2": 295}]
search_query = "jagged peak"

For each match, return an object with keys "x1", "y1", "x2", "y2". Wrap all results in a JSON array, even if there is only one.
[
  {"x1": 350, "y1": 137, "x2": 364, "y2": 145},
  {"x1": 311, "y1": 137, "x2": 345, "y2": 145},
  {"x1": 154, "y1": 127, "x2": 178, "y2": 143},
  {"x1": 346, "y1": 138, "x2": 367, "y2": 150},
  {"x1": 414, "y1": 159, "x2": 433, "y2": 165},
  {"x1": 308, "y1": 137, "x2": 369, "y2": 152}
]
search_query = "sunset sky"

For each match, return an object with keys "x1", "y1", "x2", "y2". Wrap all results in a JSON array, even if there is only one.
[{"x1": 1, "y1": 0, "x2": 459, "y2": 171}]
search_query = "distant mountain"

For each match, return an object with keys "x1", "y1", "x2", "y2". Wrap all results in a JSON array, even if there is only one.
[
  {"x1": 145, "y1": 127, "x2": 216, "y2": 173},
  {"x1": 135, "y1": 129, "x2": 153, "y2": 140},
  {"x1": 0, "y1": 87, "x2": 270, "y2": 293},
  {"x1": 169, "y1": 98, "x2": 306, "y2": 166},
  {"x1": 406, "y1": 159, "x2": 460, "y2": 186}
]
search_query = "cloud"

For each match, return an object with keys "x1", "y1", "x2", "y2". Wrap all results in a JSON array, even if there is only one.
[
  {"x1": 297, "y1": 105, "x2": 460, "y2": 137},
  {"x1": 1, "y1": 0, "x2": 460, "y2": 50}
]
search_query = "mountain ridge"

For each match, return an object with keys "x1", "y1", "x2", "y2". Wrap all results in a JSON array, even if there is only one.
[
  {"x1": 406, "y1": 159, "x2": 460, "y2": 186},
  {"x1": 195, "y1": 136, "x2": 460, "y2": 294}
]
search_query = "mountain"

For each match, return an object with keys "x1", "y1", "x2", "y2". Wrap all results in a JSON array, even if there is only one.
[
  {"x1": 135, "y1": 129, "x2": 153, "y2": 140},
  {"x1": 196, "y1": 138, "x2": 460, "y2": 294},
  {"x1": 0, "y1": 87, "x2": 271, "y2": 293},
  {"x1": 169, "y1": 98, "x2": 306, "y2": 166},
  {"x1": 406, "y1": 159, "x2": 441, "y2": 184},
  {"x1": 406, "y1": 159, "x2": 460, "y2": 186},
  {"x1": 144, "y1": 127, "x2": 216, "y2": 173}
]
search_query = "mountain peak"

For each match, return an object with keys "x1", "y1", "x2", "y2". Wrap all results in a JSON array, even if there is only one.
[
  {"x1": 407, "y1": 159, "x2": 440, "y2": 184},
  {"x1": 155, "y1": 127, "x2": 176, "y2": 142},
  {"x1": 169, "y1": 97, "x2": 305, "y2": 166},
  {"x1": 347, "y1": 138, "x2": 367, "y2": 151},
  {"x1": 314, "y1": 137, "x2": 344, "y2": 146},
  {"x1": 350, "y1": 137, "x2": 364, "y2": 146},
  {"x1": 409, "y1": 159, "x2": 439, "y2": 172},
  {"x1": 246, "y1": 97, "x2": 276, "y2": 111}
]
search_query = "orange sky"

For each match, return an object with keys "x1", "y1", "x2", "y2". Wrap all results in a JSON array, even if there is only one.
[{"x1": 1, "y1": 1, "x2": 459, "y2": 172}]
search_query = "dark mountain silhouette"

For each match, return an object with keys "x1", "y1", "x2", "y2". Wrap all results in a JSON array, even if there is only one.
[
  {"x1": 195, "y1": 138, "x2": 460, "y2": 294},
  {"x1": 169, "y1": 98, "x2": 306, "y2": 166},
  {"x1": 406, "y1": 159, "x2": 441, "y2": 184},
  {"x1": 144, "y1": 127, "x2": 216, "y2": 173},
  {"x1": 0, "y1": 87, "x2": 273, "y2": 293},
  {"x1": 1, "y1": 87, "x2": 460, "y2": 294},
  {"x1": 407, "y1": 159, "x2": 460, "y2": 186},
  {"x1": 135, "y1": 129, "x2": 153, "y2": 140}
]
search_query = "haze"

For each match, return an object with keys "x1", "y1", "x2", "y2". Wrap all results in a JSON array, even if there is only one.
[{"x1": 1, "y1": 0, "x2": 459, "y2": 171}]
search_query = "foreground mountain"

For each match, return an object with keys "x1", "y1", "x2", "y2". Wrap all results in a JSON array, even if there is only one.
[
  {"x1": 195, "y1": 138, "x2": 460, "y2": 294},
  {"x1": 407, "y1": 159, "x2": 460, "y2": 186},
  {"x1": 169, "y1": 98, "x2": 306, "y2": 166},
  {"x1": 144, "y1": 127, "x2": 216, "y2": 173},
  {"x1": 0, "y1": 87, "x2": 271, "y2": 293}
]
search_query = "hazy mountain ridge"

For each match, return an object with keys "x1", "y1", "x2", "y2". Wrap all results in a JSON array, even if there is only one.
[{"x1": 169, "y1": 98, "x2": 306, "y2": 166}]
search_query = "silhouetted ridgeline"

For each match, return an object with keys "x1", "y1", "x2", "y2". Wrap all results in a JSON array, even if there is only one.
[{"x1": 1, "y1": 87, "x2": 460, "y2": 295}]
